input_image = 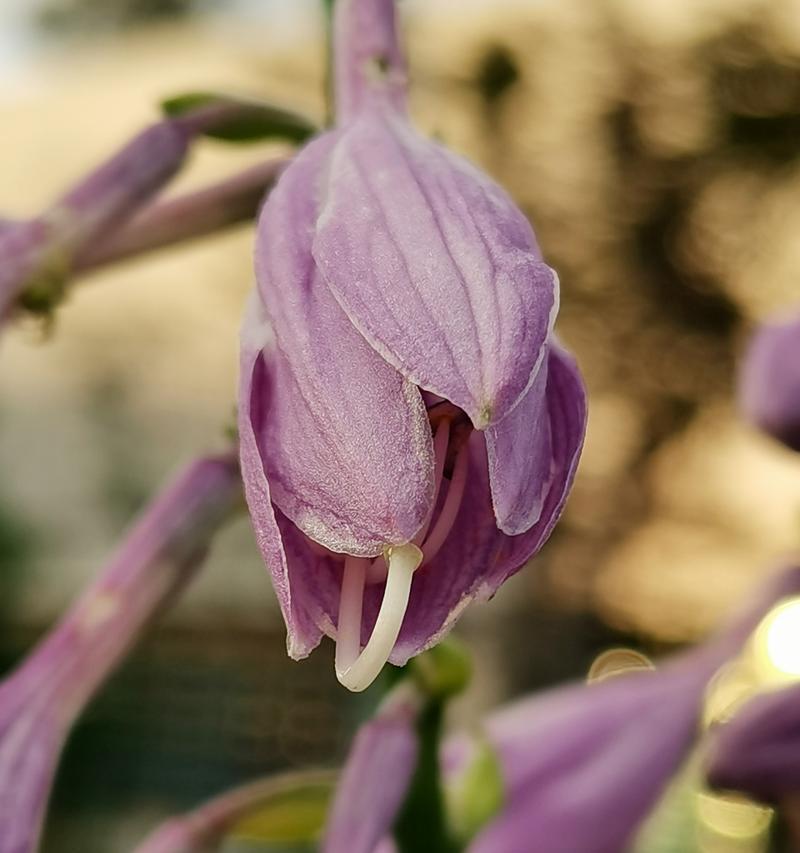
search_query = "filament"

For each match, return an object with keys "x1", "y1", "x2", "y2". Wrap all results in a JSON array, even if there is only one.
[
  {"x1": 334, "y1": 555, "x2": 369, "y2": 677},
  {"x1": 420, "y1": 444, "x2": 470, "y2": 565},
  {"x1": 335, "y1": 543, "x2": 423, "y2": 692}
]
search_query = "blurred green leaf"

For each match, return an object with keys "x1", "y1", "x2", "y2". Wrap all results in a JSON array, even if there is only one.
[
  {"x1": 230, "y1": 772, "x2": 336, "y2": 845},
  {"x1": 446, "y1": 737, "x2": 504, "y2": 845},
  {"x1": 162, "y1": 92, "x2": 317, "y2": 144}
]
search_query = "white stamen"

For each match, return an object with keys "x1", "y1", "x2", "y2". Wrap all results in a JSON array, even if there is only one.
[
  {"x1": 335, "y1": 543, "x2": 423, "y2": 692},
  {"x1": 334, "y1": 555, "x2": 369, "y2": 676},
  {"x1": 421, "y1": 445, "x2": 470, "y2": 566}
]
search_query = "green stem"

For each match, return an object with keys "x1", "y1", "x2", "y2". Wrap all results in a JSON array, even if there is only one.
[{"x1": 393, "y1": 699, "x2": 459, "y2": 853}]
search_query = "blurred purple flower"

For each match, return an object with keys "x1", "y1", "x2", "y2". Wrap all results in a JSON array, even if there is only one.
[
  {"x1": 739, "y1": 308, "x2": 800, "y2": 452},
  {"x1": 239, "y1": 0, "x2": 586, "y2": 691},
  {"x1": 0, "y1": 455, "x2": 240, "y2": 853},
  {"x1": 0, "y1": 120, "x2": 191, "y2": 319},
  {"x1": 323, "y1": 566, "x2": 800, "y2": 853},
  {"x1": 706, "y1": 675, "x2": 800, "y2": 802},
  {"x1": 0, "y1": 98, "x2": 293, "y2": 320},
  {"x1": 323, "y1": 685, "x2": 420, "y2": 853}
]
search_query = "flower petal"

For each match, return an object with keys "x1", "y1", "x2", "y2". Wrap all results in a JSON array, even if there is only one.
[
  {"x1": 253, "y1": 134, "x2": 434, "y2": 555},
  {"x1": 379, "y1": 344, "x2": 585, "y2": 665},
  {"x1": 706, "y1": 679, "x2": 800, "y2": 801},
  {"x1": 445, "y1": 567, "x2": 800, "y2": 853},
  {"x1": 739, "y1": 308, "x2": 800, "y2": 452},
  {"x1": 238, "y1": 300, "x2": 323, "y2": 659},
  {"x1": 493, "y1": 341, "x2": 587, "y2": 561},
  {"x1": 485, "y1": 351, "x2": 552, "y2": 535},
  {"x1": 313, "y1": 112, "x2": 557, "y2": 429},
  {"x1": 322, "y1": 685, "x2": 419, "y2": 853}
]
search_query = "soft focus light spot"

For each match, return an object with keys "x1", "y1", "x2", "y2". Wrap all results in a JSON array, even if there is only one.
[
  {"x1": 586, "y1": 648, "x2": 654, "y2": 683},
  {"x1": 702, "y1": 661, "x2": 758, "y2": 728},
  {"x1": 752, "y1": 597, "x2": 800, "y2": 684},
  {"x1": 695, "y1": 791, "x2": 772, "y2": 851}
]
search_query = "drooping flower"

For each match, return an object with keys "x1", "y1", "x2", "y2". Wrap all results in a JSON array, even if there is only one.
[
  {"x1": 0, "y1": 456, "x2": 240, "y2": 853},
  {"x1": 739, "y1": 308, "x2": 800, "y2": 452},
  {"x1": 239, "y1": 0, "x2": 586, "y2": 691},
  {"x1": 321, "y1": 566, "x2": 800, "y2": 853}
]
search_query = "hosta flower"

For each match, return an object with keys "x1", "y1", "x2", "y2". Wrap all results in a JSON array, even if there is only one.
[
  {"x1": 0, "y1": 456, "x2": 239, "y2": 853},
  {"x1": 0, "y1": 119, "x2": 191, "y2": 319},
  {"x1": 239, "y1": 0, "x2": 586, "y2": 691},
  {"x1": 739, "y1": 308, "x2": 800, "y2": 452},
  {"x1": 706, "y1": 678, "x2": 800, "y2": 802},
  {"x1": 322, "y1": 566, "x2": 800, "y2": 853}
]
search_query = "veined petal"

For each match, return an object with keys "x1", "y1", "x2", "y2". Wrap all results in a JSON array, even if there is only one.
[
  {"x1": 493, "y1": 341, "x2": 586, "y2": 565},
  {"x1": 380, "y1": 343, "x2": 585, "y2": 665},
  {"x1": 313, "y1": 112, "x2": 557, "y2": 429},
  {"x1": 253, "y1": 134, "x2": 434, "y2": 555},
  {"x1": 238, "y1": 301, "x2": 323, "y2": 660},
  {"x1": 485, "y1": 351, "x2": 552, "y2": 535}
]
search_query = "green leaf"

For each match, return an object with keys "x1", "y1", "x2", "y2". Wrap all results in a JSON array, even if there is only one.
[
  {"x1": 445, "y1": 737, "x2": 505, "y2": 845},
  {"x1": 162, "y1": 92, "x2": 317, "y2": 144},
  {"x1": 228, "y1": 771, "x2": 336, "y2": 845}
]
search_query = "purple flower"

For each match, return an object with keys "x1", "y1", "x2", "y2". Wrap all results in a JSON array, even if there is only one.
[
  {"x1": 238, "y1": 0, "x2": 586, "y2": 691},
  {"x1": 323, "y1": 685, "x2": 420, "y2": 853},
  {"x1": 0, "y1": 96, "x2": 298, "y2": 320},
  {"x1": 0, "y1": 456, "x2": 240, "y2": 853},
  {"x1": 322, "y1": 566, "x2": 800, "y2": 853},
  {"x1": 739, "y1": 308, "x2": 800, "y2": 452},
  {"x1": 0, "y1": 120, "x2": 191, "y2": 319},
  {"x1": 706, "y1": 678, "x2": 800, "y2": 802}
]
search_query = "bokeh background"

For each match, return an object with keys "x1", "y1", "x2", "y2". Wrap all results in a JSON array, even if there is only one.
[{"x1": 1, "y1": 0, "x2": 800, "y2": 850}]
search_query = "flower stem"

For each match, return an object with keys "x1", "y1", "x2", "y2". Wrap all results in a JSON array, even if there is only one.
[
  {"x1": 393, "y1": 698, "x2": 460, "y2": 853},
  {"x1": 333, "y1": 0, "x2": 408, "y2": 122},
  {"x1": 75, "y1": 158, "x2": 287, "y2": 272}
]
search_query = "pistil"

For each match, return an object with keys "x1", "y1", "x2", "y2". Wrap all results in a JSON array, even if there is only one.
[
  {"x1": 335, "y1": 543, "x2": 423, "y2": 692},
  {"x1": 333, "y1": 422, "x2": 471, "y2": 690}
]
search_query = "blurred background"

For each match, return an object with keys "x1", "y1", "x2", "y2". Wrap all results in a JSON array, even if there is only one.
[{"x1": 1, "y1": 0, "x2": 800, "y2": 849}]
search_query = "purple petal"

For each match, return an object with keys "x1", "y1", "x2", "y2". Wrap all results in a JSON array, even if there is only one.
[
  {"x1": 706, "y1": 680, "x2": 800, "y2": 801},
  {"x1": 385, "y1": 344, "x2": 584, "y2": 664},
  {"x1": 739, "y1": 308, "x2": 800, "y2": 452},
  {"x1": 466, "y1": 668, "x2": 707, "y2": 853},
  {"x1": 252, "y1": 133, "x2": 434, "y2": 555},
  {"x1": 238, "y1": 298, "x2": 324, "y2": 659},
  {"x1": 492, "y1": 341, "x2": 587, "y2": 565},
  {"x1": 485, "y1": 349, "x2": 552, "y2": 535},
  {"x1": 313, "y1": 112, "x2": 557, "y2": 429},
  {"x1": 0, "y1": 455, "x2": 240, "y2": 853},
  {"x1": 445, "y1": 565, "x2": 800, "y2": 853},
  {"x1": 322, "y1": 686, "x2": 419, "y2": 853}
]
